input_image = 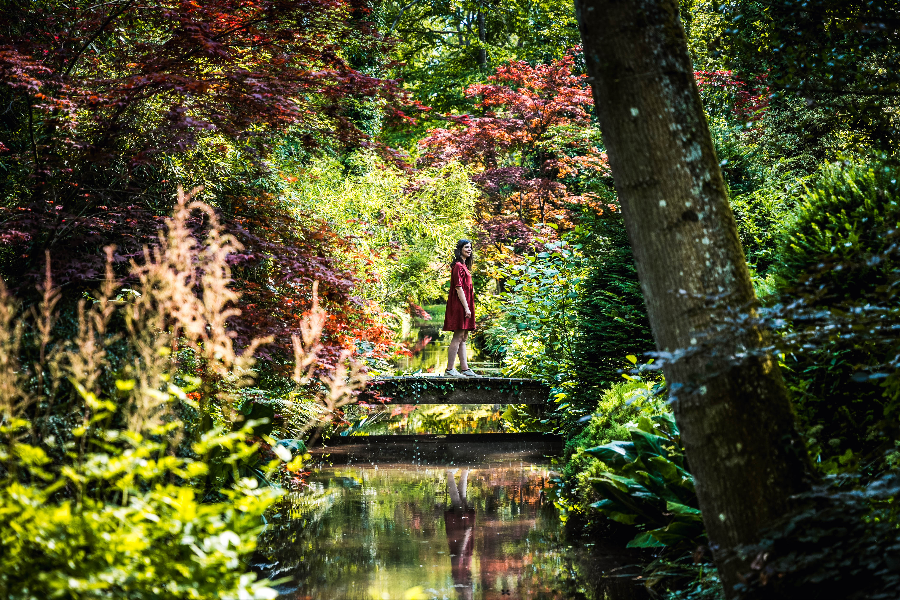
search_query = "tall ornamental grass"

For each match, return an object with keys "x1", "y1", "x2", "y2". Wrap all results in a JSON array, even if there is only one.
[{"x1": 0, "y1": 187, "x2": 362, "y2": 599}]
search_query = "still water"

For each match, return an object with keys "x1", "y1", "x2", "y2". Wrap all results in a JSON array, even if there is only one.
[
  {"x1": 253, "y1": 449, "x2": 647, "y2": 600},
  {"x1": 251, "y1": 320, "x2": 647, "y2": 599},
  {"x1": 255, "y1": 460, "x2": 574, "y2": 600}
]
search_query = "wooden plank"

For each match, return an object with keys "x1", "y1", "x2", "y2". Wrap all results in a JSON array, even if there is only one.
[{"x1": 360, "y1": 376, "x2": 550, "y2": 405}]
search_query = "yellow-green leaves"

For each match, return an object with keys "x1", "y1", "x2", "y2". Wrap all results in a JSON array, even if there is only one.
[{"x1": 1, "y1": 418, "x2": 281, "y2": 599}]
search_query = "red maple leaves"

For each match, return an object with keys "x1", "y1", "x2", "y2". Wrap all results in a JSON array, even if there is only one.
[
  {"x1": 419, "y1": 49, "x2": 609, "y2": 226},
  {"x1": 694, "y1": 70, "x2": 770, "y2": 123},
  {"x1": 0, "y1": 0, "x2": 411, "y2": 365}
]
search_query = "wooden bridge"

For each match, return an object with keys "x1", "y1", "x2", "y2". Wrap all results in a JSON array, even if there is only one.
[
  {"x1": 310, "y1": 376, "x2": 563, "y2": 465},
  {"x1": 316, "y1": 432, "x2": 563, "y2": 465},
  {"x1": 309, "y1": 376, "x2": 560, "y2": 464},
  {"x1": 358, "y1": 376, "x2": 551, "y2": 405}
]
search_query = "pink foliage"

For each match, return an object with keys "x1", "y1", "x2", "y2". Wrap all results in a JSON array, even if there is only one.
[
  {"x1": 418, "y1": 49, "x2": 609, "y2": 225},
  {"x1": 694, "y1": 70, "x2": 770, "y2": 122}
]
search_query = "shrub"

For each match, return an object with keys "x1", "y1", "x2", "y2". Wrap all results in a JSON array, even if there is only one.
[
  {"x1": 569, "y1": 209, "x2": 654, "y2": 414},
  {"x1": 561, "y1": 378, "x2": 666, "y2": 518},
  {"x1": 583, "y1": 413, "x2": 702, "y2": 550},
  {"x1": 480, "y1": 236, "x2": 588, "y2": 432},
  {"x1": 0, "y1": 188, "x2": 363, "y2": 599},
  {"x1": 739, "y1": 472, "x2": 900, "y2": 600},
  {"x1": 767, "y1": 159, "x2": 900, "y2": 464},
  {"x1": 561, "y1": 380, "x2": 718, "y2": 600},
  {"x1": 0, "y1": 416, "x2": 280, "y2": 600},
  {"x1": 729, "y1": 174, "x2": 808, "y2": 280},
  {"x1": 771, "y1": 159, "x2": 900, "y2": 299}
]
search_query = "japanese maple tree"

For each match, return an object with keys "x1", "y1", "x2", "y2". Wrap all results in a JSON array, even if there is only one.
[
  {"x1": 418, "y1": 50, "x2": 609, "y2": 226},
  {"x1": 0, "y1": 0, "x2": 414, "y2": 362}
]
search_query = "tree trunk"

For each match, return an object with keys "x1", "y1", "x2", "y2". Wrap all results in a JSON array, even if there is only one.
[
  {"x1": 573, "y1": 0, "x2": 814, "y2": 596},
  {"x1": 476, "y1": 5, "x2": 487, "y2": 71}
]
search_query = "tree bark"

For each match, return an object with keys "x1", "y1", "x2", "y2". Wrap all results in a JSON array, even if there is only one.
[
  {"x1": 573, "y1": 0, "x2": 815, "y2": 596},
  {"x1": 476, "y1": 4, "x2": 487, "y2": 71}
]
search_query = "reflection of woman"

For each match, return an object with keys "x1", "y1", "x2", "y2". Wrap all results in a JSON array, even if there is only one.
[
  {"x1": 443, "y1": 240, "x2": 480, "y2": 378},
  {"x1": 445, "y1": 469, "x2": 475, "y2": 600}
]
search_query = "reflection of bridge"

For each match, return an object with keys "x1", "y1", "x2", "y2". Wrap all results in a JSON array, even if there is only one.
[
  {"x1": 359, "y1": 376, "x2": 550, "y2": 405},
  {"x1": 315, "y1": 433, "x2": 564, "y2": 465}
]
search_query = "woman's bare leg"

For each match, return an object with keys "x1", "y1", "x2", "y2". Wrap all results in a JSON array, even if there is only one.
[
  {"x1": 447, "y1": 469, "x2": 464, "y2": 509},
  {"x1": 447, "y1": 330, "x2": 465, "y2": 371},
  {"x1": 457, "y1": 330, "x2": 469, "y2": 371},
  {"x1": 458, "y1": 469, "x2": 469, "y2": 502}
]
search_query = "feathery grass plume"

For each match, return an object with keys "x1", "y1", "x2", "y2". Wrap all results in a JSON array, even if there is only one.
[
  {"x1": 119, "y1": 185, "x2": 270, "y2": 433},
  {"x1": 29, "y1": 254, "x2": 63, "y2": 435},
  {"x1": 0, "y1": 186, "x2": 309, "y2": 599},
  {"x1": 290, "y1": 280, "x2": 368, "y2": 437},
  {"x1": 0, "y1": 278, "x2": 25, "y2": 421}
]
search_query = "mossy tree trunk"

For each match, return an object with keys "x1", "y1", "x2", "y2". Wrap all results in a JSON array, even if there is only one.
[{"x1": 573, "y1": 0, "x2": 814, "y2": 595}]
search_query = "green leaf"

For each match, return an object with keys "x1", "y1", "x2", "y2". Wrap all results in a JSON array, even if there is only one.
[
  {"x1": 648, "y1": 519, "x2": 706, "y2": 546},
  {"x1": 666, "y1": 501, "x2": 702, "y2": 518},
  {"x1": 584, "y1": 440, "x2": 638, "y2": 468},
  {"x1": 630, "y1": 428, "x2": 667, "y2": 460},
  {"x1": 627, "y1": 531, "x2": 667, "y2": 548},
  {"x1": 647, "y1": 455, "x2": 679, "y2": 483},
  {"x1": 599, "y1": 510, "x2": 638, "y2": 525}
]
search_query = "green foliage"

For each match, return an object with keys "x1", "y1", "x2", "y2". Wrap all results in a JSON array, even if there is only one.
[
  {"x1": 567, "y1": 378, "x2": 667, "y2": 455},
  {"x1": 485, "y1": 236, "x2": 586, "y2": 381},
  {"x1": 380, "y1": 0, "x2": 581, "y2": 144},
  {"x1": 480, "y1": 235, "x2": 587, "y2": 431},
  {"x1": 345, "y1": 403, "x2": 502, "y2": 435},
  {"x1": 771, "y1": 159, "x2": 900, "y2": 298},
  {"x1": 738, "y1": 473, "x2": 900, "y2": 600},
  {"x1": 583, "y1": 414, "x2": 702, "y2": 550},
  {"x1": 768, "y1": 159, "x2": 900, "y2": 463},
  {"x1": 569, "y1": 210, "x2": 654, "y2": 413},
  {"x1": 0, "y1": 415, "x2": 281, "y2": 600},
  {"x1": 0, "y1": 195, "x2": 342, "y2": 599},
  {"x1": 562, "y1": 380, "x2": 720, "y2": 600},
  {"x1": 729, "y1": 173, "x2": 808, "y2": 282},
  {"x1": 283, "y1": 151, "x2": 476, "y2": 313},
  {"x1": 482, "y1": 212, "x2": 654, "y2": 433},
  {"x1": 719, "y1": 0, "x2": 900, "y2": 154},
  {"x1": 563, "y1": 379, "x2": 665, "y2": 513}
]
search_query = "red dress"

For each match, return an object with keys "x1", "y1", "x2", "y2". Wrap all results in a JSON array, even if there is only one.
[{"x1": 443, "y1": 261, "x2": 475, "y2": 331}]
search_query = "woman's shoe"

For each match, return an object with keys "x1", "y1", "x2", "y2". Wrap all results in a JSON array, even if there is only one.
[
  {"x1": 444, "y1": 368, "x2": 464, "y2": 377},
  {"x1": 461, "y1": 369, "x2": 482, "y2": 378}
]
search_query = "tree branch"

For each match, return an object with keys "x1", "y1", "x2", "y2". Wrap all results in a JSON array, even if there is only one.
[
  {"x1": 389, "y1": 0, "x2": 428, "y2": 33},
  {"x1": 63, "y1": 0, "x2": 138, "y2": 77}
]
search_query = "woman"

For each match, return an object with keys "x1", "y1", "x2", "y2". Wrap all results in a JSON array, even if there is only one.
[{"x1": 442, "y1": 239, "x2": 481, "y2": 377}]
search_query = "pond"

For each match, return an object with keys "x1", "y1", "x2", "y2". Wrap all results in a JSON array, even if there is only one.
[
  {"x1": 252, "y1": 311, "x2": 647, "y2": 599},
  {"x1": 252, "y1": 444, "x2": 648, "y2": 600}
]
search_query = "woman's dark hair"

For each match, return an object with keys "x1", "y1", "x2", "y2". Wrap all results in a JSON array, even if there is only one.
[{"x1": 453, "y1": 239, "x2": 473, "y2": 269}]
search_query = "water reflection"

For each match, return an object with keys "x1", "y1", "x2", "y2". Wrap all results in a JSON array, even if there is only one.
[
  {"x1": 254, "y1": 462, "x2": 574, "y2": 600},
  {"x1": 445, "y1": 469, "x2": 475, "y2": 599}
]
